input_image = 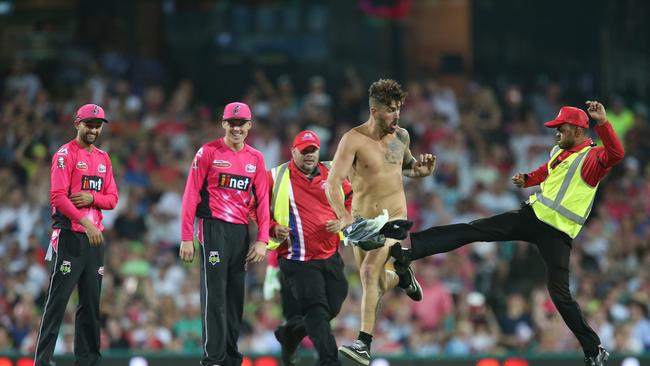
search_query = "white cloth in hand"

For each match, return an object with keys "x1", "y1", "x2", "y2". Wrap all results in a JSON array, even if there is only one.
[
  {"x1": 343, "y1": 209, "x2": 389, "y2": 250},
  {"x1": 263, "y1": 266, "x2": 281, "y2": 300}
]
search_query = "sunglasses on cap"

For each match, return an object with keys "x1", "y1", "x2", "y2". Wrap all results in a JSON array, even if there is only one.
[{"x1": 224, "y1": 119, "x2": 250, "y2": 127}]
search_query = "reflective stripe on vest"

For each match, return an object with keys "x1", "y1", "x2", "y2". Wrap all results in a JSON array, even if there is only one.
[
  {"x1": 270, "y1": 162, "x2": 289, "y2": 221},
  {"x1": 529, "y1": 145, "x2": 596, "y2": 238},
  {"x1": 268, "y1": 162, "x2": 290, "y2": 250}
]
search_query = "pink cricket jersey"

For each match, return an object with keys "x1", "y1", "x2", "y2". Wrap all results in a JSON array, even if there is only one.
[
  {"x1": 181, "y1": 138, "x2": 270, "y2": 243},
  {"x1": 50, "y1": 139, "x2": 119, "y2": 250}
]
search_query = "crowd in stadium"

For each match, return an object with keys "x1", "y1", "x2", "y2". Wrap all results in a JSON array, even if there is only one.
[{"x1": 1, "y1": 50, "x2": 649, "y2": 357}]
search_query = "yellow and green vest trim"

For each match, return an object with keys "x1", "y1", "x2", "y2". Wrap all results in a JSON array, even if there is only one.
[{"x1": 528, "y1": 144, "x2": 597, "y2": 239}]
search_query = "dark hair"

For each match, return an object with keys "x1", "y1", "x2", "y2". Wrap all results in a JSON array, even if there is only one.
[{"x1": 368, "y1": 79, "x2": 406, "y2": 108}]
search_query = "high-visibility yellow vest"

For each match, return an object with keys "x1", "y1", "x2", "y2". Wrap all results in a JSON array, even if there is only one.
[
  {"x1": 528, "y1": 145, "x2": 597, "y2": 239},
  {"x1": 267, "y1": 161, "x2": 342, "y2": 250}
]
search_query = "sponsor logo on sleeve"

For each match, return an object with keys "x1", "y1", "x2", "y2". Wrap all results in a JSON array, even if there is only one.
[
  {"x1": 57, "y1": 157, "x2": 65, "y2": 169},
  {"x1": 192, "y1": 158, "x2": 198, "y2": 170},
  {"x1": 57, "y1": 147, "x2": 68, "y2": 155},
  {"x1": 60, "y1": 261, "x2": 71, "y2": 275},
  {"x1": 213, "y1": 160, "x2": 232, "y2": 169},
  {"x1": 76, "y1": 161, "x2": 88, "y2": 171},
  {"x1": 98, "y1": 164, "x2": 106, "y2": 173},
  {"x1": 196, "y1": 147, "x2": 204, "y2": 158},
  {"x1": 245, "y1": 164, "x2": 256, "y2": 173},
  {"x1": 218, "y1": 173, "x2": 251, "y2": 191},
  {"x1": 81, "y1": 175, "x2": 104, "y2": 192},
  {"x1": 208, "y1": 251, "x2": 220, "y2": 265}
]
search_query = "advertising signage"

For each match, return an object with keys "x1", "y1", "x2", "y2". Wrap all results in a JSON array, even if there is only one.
[{"x1": 1, "y1": 354, "x2": 649, "y2": 366}]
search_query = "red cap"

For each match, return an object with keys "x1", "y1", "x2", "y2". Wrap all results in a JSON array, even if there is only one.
[
  {"x1": 223, "y1": 102, "x2": 252, "y2": 121},
  {"x1": 292, "y1": 130, "x2": 320, "y2": 152},
  {"x1": 74, "y1": 104, "x2": 108, "y2": 124},
  {"x1": 544, "y1": 106, "x2": 589, "y2": 128}
]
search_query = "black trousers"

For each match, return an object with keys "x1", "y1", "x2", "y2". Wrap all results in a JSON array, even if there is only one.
[
  {"x1": 410, "y1": 204, "x2": 601, "y2": 356},
  {"x1": 278, "y1": 252, "x2": 348, "y2": 366},
  {"x1": 34, "y1": 230, "x2": 105, "y2": 366},
  {"x1": 199, "y1": 218, "x2": 249, "y2": 366}
]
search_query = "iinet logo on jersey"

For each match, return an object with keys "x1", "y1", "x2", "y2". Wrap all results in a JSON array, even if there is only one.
[
  {"x1": 81, "y1": 175, "x2": 104, "y2": 192},
  {"x1": 218, "y1": 173, "x2": 251, "y2": 191}
]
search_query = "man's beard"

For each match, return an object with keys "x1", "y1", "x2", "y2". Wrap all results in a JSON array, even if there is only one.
[
  {"x1": 298, "y1": 162, "x2": 316, "y2": 175},
  {"x1": 81, "y1": 133, "x2": 97, "y2": 145},
  {"x1": 382, "y1": 120, "x2": 396, "y2": 134}
]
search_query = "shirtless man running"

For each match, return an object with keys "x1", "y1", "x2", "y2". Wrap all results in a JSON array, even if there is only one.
[{"x1": 325, "y1": 79, "x2": 436, "y2": 365}]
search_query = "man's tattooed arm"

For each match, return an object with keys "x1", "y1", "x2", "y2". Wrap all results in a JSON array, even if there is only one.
[{"x1": 398, "y1": 129, "x2": 419, "y2": 177}]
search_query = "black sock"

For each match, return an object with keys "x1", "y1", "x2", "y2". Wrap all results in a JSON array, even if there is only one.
[
  {"x1": 358, "y1": 331, "x2": 373, "y2": 350},
  {"x1": 390, "y1": 244, "x2": 411, "y2": 269}
]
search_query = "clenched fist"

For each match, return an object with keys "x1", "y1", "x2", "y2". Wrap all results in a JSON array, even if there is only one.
[
  {"x1": 585, "y1": 101, "x2": 607, "y2": 125},
  {"x1": 512, "y1": 173, "x2": 527, "y2": 188}
]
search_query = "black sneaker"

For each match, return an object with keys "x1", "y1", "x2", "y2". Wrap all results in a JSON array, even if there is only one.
[
  {"x1": 400, "y1": 265, "x2": 423, "y2": 301},
  {"x1": 584, "y1": 346, "x2": 609, "y2": 366},
  {"x1": 389, "y1": 244, "x2": 422, "y2": 301},
  {"x1": 338, "y1": 340, "x2": 371, "y2": 366},
  {"x1": 274, "y1": 325, "x2": 299, "y2": 366}
]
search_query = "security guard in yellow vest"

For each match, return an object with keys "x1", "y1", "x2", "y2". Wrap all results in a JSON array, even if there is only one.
[
  {"x1": 390, "y1": 101, "x2": 624, "y2": 366},
  {"x1": 260, "y1": 130, "x2": 353, "y2": 366}
]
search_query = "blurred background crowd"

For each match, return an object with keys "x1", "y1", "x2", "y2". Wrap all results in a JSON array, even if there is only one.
[{"x1": 1, "y1": 0, "x2": 650, "y2": 360}]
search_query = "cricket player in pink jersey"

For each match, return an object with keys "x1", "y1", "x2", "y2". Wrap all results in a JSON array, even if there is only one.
[
  {"x1": 35, "y1": 104, "x2": 118, "y2": 366},
  {"x1": 179, "y1": 102, "x2": 270, "y2": 366}
]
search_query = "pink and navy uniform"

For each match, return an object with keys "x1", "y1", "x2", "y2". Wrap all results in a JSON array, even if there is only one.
[
  {"x1": 50, "y1": 139, "x2": 118, "y2": 250},
  {"x1": 181, "y1": 137, "x2": 270, "y2": 243},
  {"x1": 36, "y1": 103, "x2": 118, "y2": 366}
]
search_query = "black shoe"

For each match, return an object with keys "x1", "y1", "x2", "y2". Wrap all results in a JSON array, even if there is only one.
[
  {"x1": 389, "y1": 243, "x2": 422, "y2": 300},
  {"x1": 338, "y1": 340, "x2": 371, "y2": 366},
  {"x1": 400, "y1": 265, "x2": 423, "y2": 301},
  {"x1": 584, "y1": 346, "x2": 609, "y2": 366},
  {"x1": 274, "y1": 325, "x2": 299, "y2": 366}
]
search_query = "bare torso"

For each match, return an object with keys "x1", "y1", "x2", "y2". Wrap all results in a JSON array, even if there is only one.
[{"x1": 348, "y1": 125, "x2": 408, "y2": 220}]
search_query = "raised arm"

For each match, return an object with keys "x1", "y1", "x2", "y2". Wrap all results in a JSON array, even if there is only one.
[
  {"x1": 399, "y1": 129, "x2": 436, "y2": 178},
  {"x1": 400, "y1": 130, "x2": 417, "y2": 176},
  {"x1": 586, "y1": 100, "x2": 625, "y2": 167},
  {"x1": 326, "y1": 132, "x2": 356, "y2": 229}
]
